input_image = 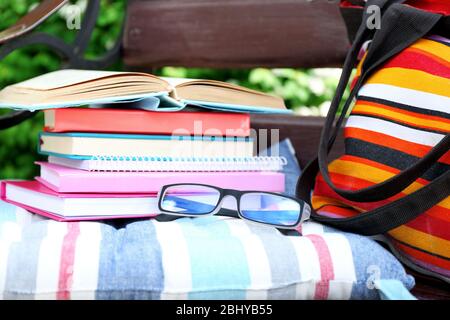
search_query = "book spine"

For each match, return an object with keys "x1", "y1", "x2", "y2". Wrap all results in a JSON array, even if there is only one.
[{"x1": 43, "y1": 108, "x2": 250, "y2": 136}]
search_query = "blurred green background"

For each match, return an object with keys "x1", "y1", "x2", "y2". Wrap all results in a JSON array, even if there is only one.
[{"x1": 0, "y1": 0, "x2": 345, "y2": 179}]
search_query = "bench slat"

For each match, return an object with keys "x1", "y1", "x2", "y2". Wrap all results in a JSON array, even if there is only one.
[
  {"x1": 250, "y1": 114, "x2": 345, "y2": 168},
  {"x1": 124, "y1": 0, "x2": 350, "y2": 68}
]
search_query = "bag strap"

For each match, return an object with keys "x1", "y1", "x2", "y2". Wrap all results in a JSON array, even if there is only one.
[
  {"x1": 311, "y1": 170, "x2": 450, "y2": 236},
  {"x1": 297, "y1": 3, "x2": 448, "y2": 235},
  {"x1": 297, "y1": 0, "x2": 408, "y2": 206},
  {"x1": 321, "y1": 4, "x2": 446, "y2": 203}
]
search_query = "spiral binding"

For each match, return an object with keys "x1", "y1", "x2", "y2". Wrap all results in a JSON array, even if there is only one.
[{"x1": 88, "y1": 156, "x2": 287, "y2": 172}]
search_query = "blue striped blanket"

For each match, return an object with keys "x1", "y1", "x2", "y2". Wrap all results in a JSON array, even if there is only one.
[{"x1": 0, "y1": 200, "x2": 414, "y2": 300}]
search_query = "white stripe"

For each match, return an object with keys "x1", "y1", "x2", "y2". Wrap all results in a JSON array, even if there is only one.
[
  {"x1": 225, "y1": 220, "x2": 271, "y2": 300},
  {"x1": 0, "y1": 220, "x2": 22, "y2": 300},
  {"x1": 288, "y1": 236, "x2": 321, "y2": 299},
  {"x1": 154, "y1": 220, "x2": 191, "y2": 300},
  {"x1": 34, "y1": 221, "x2": 66, "y2": 300},
  {"x1": 346, "y1": 115, "x2": 445, "y2": 146},
  {"x1": 358, "y1": 84, "x2": 450, "y2": 114},
  {"x1": 71, "y1": 223, "x2": 101, "y2": 300},
  {"x1": 301, "y1": 221, "x2": 325, "y2": 235},
  {"x1": 322, "y1": 234, "x2": 356, "y2": 300}
]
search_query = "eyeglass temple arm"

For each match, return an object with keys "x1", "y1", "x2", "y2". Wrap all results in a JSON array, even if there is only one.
[{"x1": 155, "y1": 208, "x2": 239, "y2": 222}]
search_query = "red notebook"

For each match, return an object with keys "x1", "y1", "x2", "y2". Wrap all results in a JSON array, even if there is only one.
[{"x1": 44, "y1": 108, "x2": 250, "y2": 136}]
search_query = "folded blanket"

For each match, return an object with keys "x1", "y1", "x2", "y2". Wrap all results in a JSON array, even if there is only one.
[{"x1": 0, "y1": 200, "x2": 414, "y2": 300}]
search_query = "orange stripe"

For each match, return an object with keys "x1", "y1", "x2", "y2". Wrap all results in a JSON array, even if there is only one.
[
  {"x1": 337, "y1": 155, "x2": 433, "y2": 186},
  {"x1": 355, "y1": 100, "x2": 450, "y2": 125},
  {"x1": 389, "y1": 225, "x2": 450, "y2": 258},
  {"x1": 393, "y1": 240, "x2": 450, "y2": 271},
  {"x1": 352, "y1": 104, "x2": 450, "y2": 133},
  {"x1": 339, "y1": 155, "x2": 402, "y2": 176},
  {"x1": 344, "y1": 127, "x2": 450, "y2": 165}
]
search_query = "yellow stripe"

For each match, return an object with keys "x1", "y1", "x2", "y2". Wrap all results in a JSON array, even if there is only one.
[
  {"x1": 410, "y1": 39, "x2": 450, "y2": 62},
  {"x1": 311, "y1": 195, "x2": 364, "y2": 213},
  {"x1": 389, "y1": 225, "x2": 450, "y2": 258},
  {"x1": 356, "y1": 52, "x2": 367, "y2": 78},
  {"x1": 329, "y1": 159, "x2": 450, "y2": 209},
  {"x1": 366, "y1": 67, "x2": 450, "y2": 97},
  {"x1": 353, "y1": 104, "x2": 450, "y2": 132}
]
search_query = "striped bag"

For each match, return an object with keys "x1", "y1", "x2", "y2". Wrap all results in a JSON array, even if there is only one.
[{"x1": 297, "y1": 0, "x2": 450, "y2": 282}]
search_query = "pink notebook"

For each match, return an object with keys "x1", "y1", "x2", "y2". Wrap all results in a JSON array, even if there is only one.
[
  {"x1": 36, "y1": 162, "x2": 285, "y2": 193},
  {"x1": 1, "y1": 180, "x2": 159, "y2": 222}
]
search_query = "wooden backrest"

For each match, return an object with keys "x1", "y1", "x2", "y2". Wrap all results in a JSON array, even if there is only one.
[
  {"x1": 122, "y1": 0, "x2": 348, "y2": 165},
  {"x1": 123, "y1": 0, "x2": 350, "y2": 69}
]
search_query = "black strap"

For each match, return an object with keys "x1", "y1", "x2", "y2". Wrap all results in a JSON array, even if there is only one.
[
  {"x1": 313, "y1": 170, "x2": 450, "y2": 236},
  {"x1": 297, "y1": 3, "x2": 448, "y2": 235}
]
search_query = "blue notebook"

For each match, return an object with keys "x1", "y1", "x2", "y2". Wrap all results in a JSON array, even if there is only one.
[{"x1": 0, "y1": 69, "x2": 292, "y2": 114}]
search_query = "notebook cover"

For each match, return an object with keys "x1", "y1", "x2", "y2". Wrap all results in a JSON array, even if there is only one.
[
  {"x1": 36, "y1": 162, "x2": 285, "y2": 193},
  {"x1": 0, "y1": 180, "x2": 158, "y2": 222},
  {"x1": 44, "y1": 108, "x2": 250, "y2": 136},
  {"x1": 38, "y1": 132, "x2": 253, "y2": 159}
]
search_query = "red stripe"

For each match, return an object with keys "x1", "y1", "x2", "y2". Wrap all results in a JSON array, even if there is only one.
[
  {"x1": 406, "y1": 0, "x2": 450, "y2": 15},
  {"x1": 383, "y1": 49, "x2": 450, "y2": 78},
  {"x1": 391, "y1": 239, "x2": 450, "y2": 271},
  {"x1": 341, "y1": 1, "x2": 450, "y2": 15},
  {"x1": 57, "y1": 223, "x2": 80, "y2": 300},
  {"x1": 306, "y1": 235, "x2": 334, "y2": 300}
]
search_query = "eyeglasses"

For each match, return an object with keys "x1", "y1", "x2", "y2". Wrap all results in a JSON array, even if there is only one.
[{"x1": 156, "y1": 184, "x2": 311, "y2": 229}]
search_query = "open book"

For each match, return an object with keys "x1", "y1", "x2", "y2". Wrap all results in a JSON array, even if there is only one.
[{"x1": 0, "y1": 69, "x2": 289, "y2": 113}]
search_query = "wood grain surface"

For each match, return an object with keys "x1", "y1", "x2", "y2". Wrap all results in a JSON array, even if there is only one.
[{"x1": 123, "y1": 0, "x2": 350, "y2": 68}]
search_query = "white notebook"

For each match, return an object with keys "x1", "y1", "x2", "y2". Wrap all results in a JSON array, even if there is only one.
[{"x1": 48, "y1": 155, "x2": 287, "y2": 172}]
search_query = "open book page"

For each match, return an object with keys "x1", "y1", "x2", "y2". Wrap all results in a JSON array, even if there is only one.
[
  {"x1": 0, "y1": 69, "x2": 171, "y2": 109},
  {"x1": 160, "y1": 77, "x2": 286, "y2": 110},
  {"x1": 160, "y1": 77, "x2": 197, "y2": 89},
  {"x1": 11, "y1": 69, "x2": 167, "y2": 91},
  {"x1": 0, "y1": 69, "x2": 287, "y2": 112},
  {"x1": 14, "y1": 70, "x2": 128, "y2": 90}
]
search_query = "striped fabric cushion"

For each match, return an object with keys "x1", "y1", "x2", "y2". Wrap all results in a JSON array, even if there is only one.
[
  {"x1": 0, "y1": 200, "x2": 413, "y2": 300},
  {"x1": 312, "y1": 36, "x2": 450, "y2": 279}
]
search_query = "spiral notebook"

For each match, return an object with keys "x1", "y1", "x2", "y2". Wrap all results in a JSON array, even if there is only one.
[{"x1": 48, "y1": 155, "x2": 287, "y2": 172}]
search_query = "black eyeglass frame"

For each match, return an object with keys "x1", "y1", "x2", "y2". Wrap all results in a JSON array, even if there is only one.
[{"x1": 157, "y1": 183, "x2": 311, "y2": 230}]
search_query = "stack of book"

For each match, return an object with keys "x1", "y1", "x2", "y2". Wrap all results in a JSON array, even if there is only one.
[{"x1": 0, "y1": 70, "x2": 289, "y2": 221}]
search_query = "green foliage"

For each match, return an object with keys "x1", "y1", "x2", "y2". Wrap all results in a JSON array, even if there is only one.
[
  {"x1": 0, "y1": 1, "x2": 346, "y2": 179},
  {"x1": 0, "y1": 0, "x2": 126, "y2": 179}
]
